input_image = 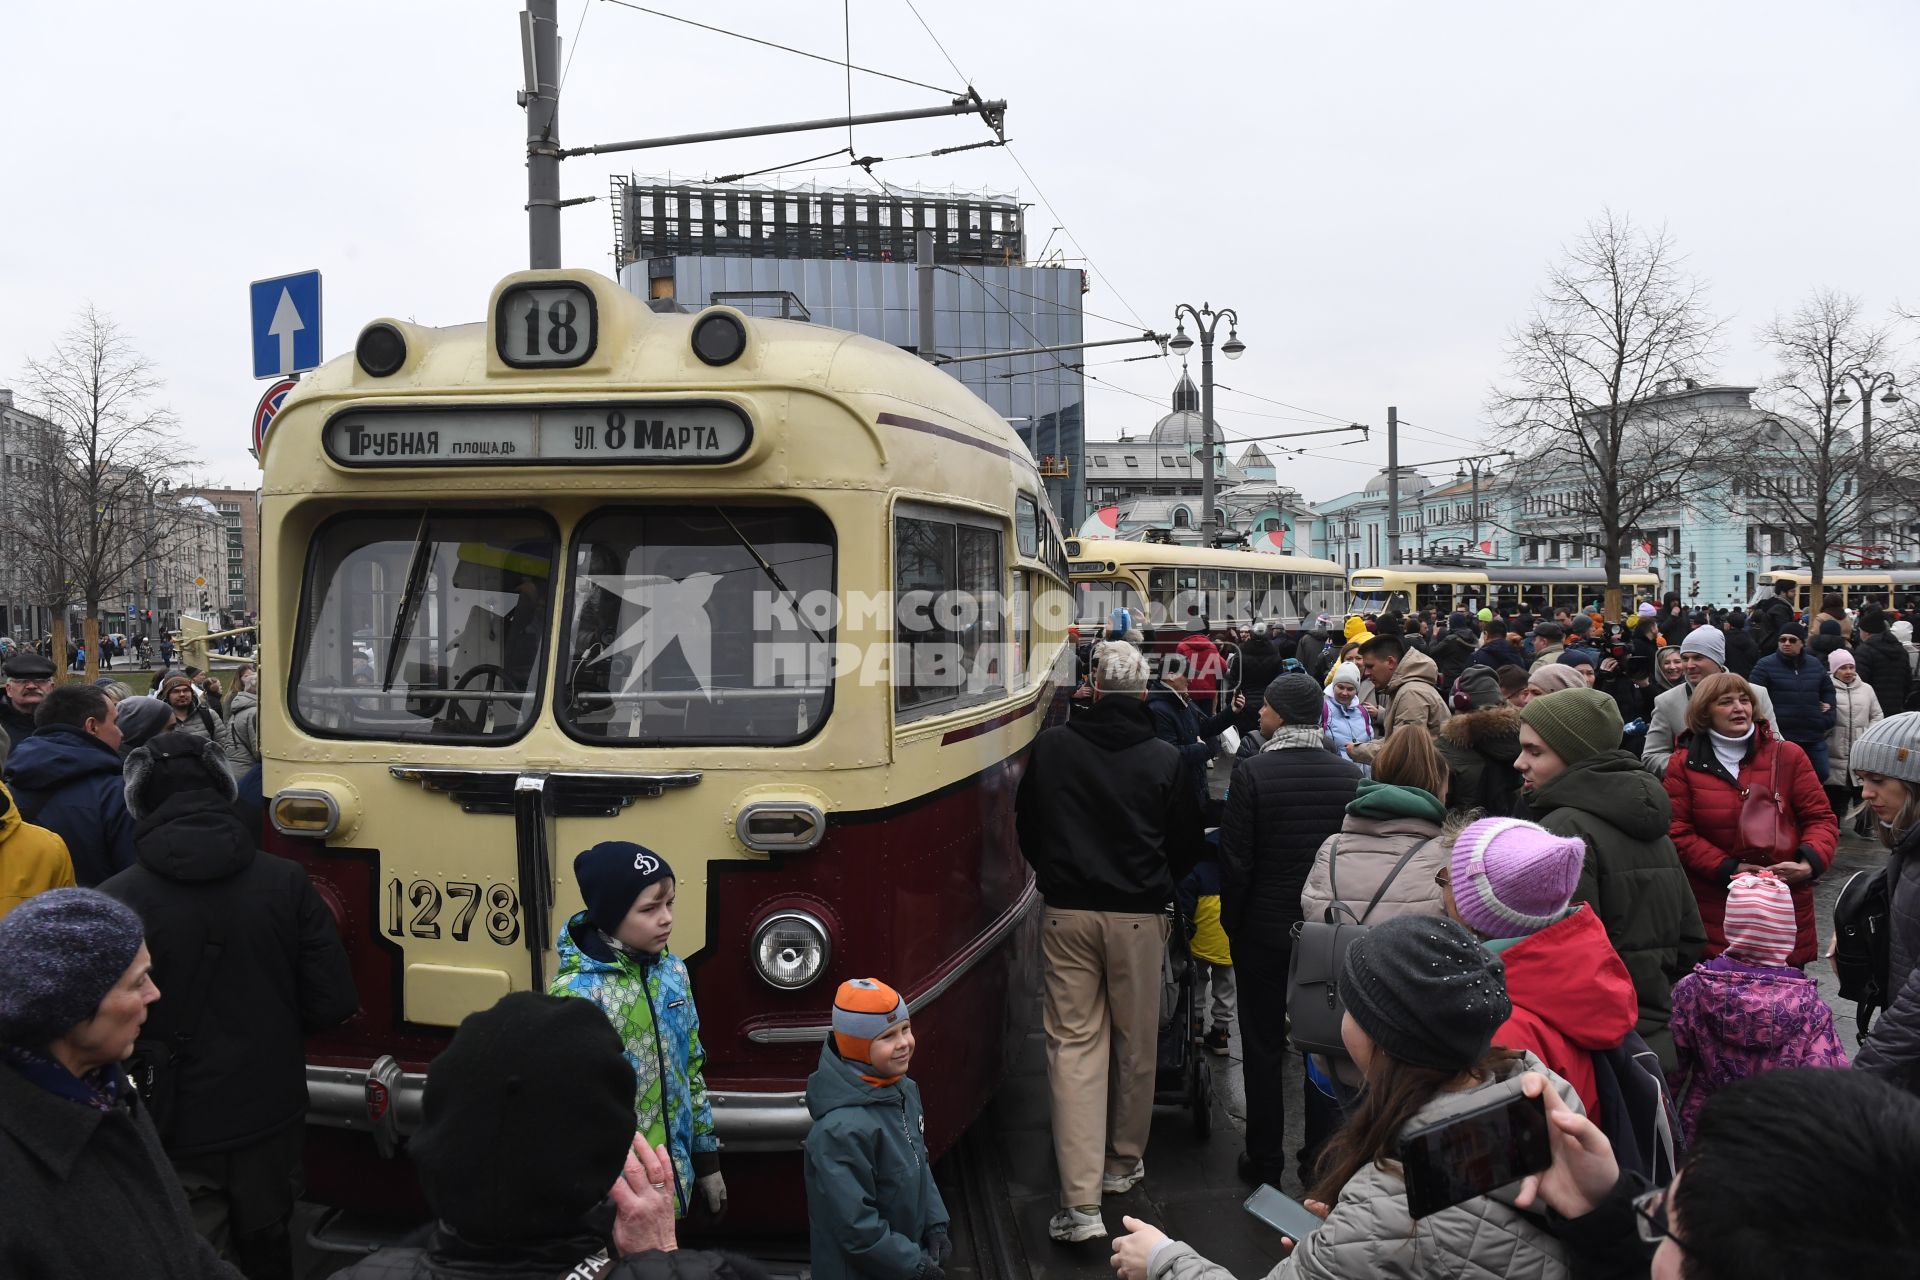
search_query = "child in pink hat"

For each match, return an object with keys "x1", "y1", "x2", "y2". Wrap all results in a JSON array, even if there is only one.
[
  {"x1": 1441, "y1": 816, "x2": 1638, "y2": 1116},
  {"x1": 1669, "y1": 869, "x2": 1849, "y2": 1140}
]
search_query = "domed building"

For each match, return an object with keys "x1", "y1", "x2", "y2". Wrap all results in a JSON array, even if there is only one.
[{"x1": 1078, "y1": 370, "x2": 1316, "y2": 548}]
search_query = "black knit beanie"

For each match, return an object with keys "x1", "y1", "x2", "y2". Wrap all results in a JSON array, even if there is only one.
[
  {"x1": 1263, "y1": 673, "x2": 1324, "y2": 725},
  {"x1": 409, "y1": 993, "x2": 636, "y2": 1244},
  {"x1": 1339, "y1": 915, "x2": 1511, "y2": 1072},
  {"x1": 573, "y1": 841, "x2": 676, "y2": 934}
]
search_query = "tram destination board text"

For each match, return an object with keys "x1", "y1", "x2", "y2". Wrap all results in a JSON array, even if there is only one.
[{"x1": 322, "y1": 404, "x2": 751, "y2": 467}]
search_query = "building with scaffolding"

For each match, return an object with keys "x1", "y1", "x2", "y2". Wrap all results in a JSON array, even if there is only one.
[{"x1": 612, "y1": 178, "x2": 1088, "y2": 526}]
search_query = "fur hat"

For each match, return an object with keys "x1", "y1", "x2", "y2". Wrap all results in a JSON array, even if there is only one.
[{"x1": 123, "y1": 732, "x2": 239, "y2": 820}]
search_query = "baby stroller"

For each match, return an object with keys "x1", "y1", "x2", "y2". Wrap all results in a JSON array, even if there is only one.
[{"x1": 1153, "y1": 897, "x2": 1214, "y2": 1139}]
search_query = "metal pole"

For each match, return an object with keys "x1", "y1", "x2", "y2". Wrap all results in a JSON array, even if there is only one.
[
  {"x1": 917, "y1": 229, "x2": 936, "y2": 362},
  {"x1": 525, "y1": 0, "x2": 563, "y2": 268},
  {"x1": 1386, "y1": 406, "x2": 1400, "y2": 565},
  {"x1": 561, "y1": 99, "x2": 1007, "y2": 159},
  {"x1": 1201, "y1": 327, "x2": 1216, "y2": 538},
  {"x1": 1470, "y1": 463, "x2": 1480, "y2": 551},
  {"x1": 1860, "y1": 381, "x2": 1874, "y2": 537}
]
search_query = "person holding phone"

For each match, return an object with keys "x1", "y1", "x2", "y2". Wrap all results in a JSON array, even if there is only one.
[{"x1": 1110, "y1": 915, "x2": 1579, "y2": 1280}]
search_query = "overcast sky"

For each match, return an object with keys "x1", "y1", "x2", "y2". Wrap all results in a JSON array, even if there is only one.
[{"x1": 7, "y1": 1, "x2": 1916, "y2": 498}]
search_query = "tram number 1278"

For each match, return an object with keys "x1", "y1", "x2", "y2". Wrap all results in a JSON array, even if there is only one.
[{"x1": 385, "y1": 878, "x2": 522, "y2": 946}]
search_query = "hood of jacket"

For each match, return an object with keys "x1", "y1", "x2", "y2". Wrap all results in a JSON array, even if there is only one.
[
  {"x1": 1389, "y1": 646, "x2": 1441, "y2": 691},
  {"x1": 1345, "y1": 778, "x2": 1446, "y2": 824},
  {"x1": 554, "y1": 908, "x2": 661, "y2": 975},
  {"x1": 130, "y1": 789, "x2": 256, "y2": 883},
  {"x1": 805, "y1": 1039, "x2": 903, "y2": 1119},
  {"x1": 1526, "y1": 748, "x2": 1671, "y2": 840},
  {"x1": 0, "y1": 780, "x2": 26, "y2": 844},
  {"x1": 122, "y1": 732, "x2": 239, "y2": 819},
  {"x1": 5, "y1": 722, "x2": 123, "y2": 789},
  {"x1": 1498, "y1": 906, "x2": 1638, "y2": 1050},
  {"x1": 1441, "y1": 704, "x2": 1522, "y2": 755},
  {"x1": 227, "y1": 689, "x2": 258, "y2": 717},
  {"x1": 1069, "y1": 691, "x2": 1161, "y2": 752},
  {"x1": 1678, "y1": 966, "x2": 1833, "y2": 1048}
]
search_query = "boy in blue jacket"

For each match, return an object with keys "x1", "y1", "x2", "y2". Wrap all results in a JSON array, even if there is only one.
[{"x1": 804, "y1": 978, "x2": 950, "y2": 1280}]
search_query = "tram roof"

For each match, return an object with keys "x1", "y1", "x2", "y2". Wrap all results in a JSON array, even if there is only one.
[
  {"x1": 259, "y1": 269, "x2": 1036, "y2": 488},
  {"x1": 1066, "y1": 540, "x2": 1340, "y2": 574}
]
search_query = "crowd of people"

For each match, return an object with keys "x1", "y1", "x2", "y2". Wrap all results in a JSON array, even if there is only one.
[
  {"x1": 8, "y1": 584, "x2": 1920, "y2": 1279},
  {"x1": 1030, "y1": 585, "x2": 1920, "y2": 1275}
]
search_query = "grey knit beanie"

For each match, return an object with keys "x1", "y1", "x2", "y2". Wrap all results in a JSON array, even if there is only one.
[
  {"x1": 1680, "y1": 625, "x2": 1726, "y2": 669},
  {"x1": 1263, "y1": 673, "x2": 1324, "y2": 725},
  {"x1": 0, "y1": 888, "x2": 145, "y2": 1048},
  {"x1": 1850, "y1": 712, "x2": 1920, "y2": 786},
  {"x1": 1339, "y1": 914, "x2": 1511, "y2": 1072}
]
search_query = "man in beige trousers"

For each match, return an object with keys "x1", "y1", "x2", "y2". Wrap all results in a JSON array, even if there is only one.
[{"x1": 1014, "y1": 641, "x2": 1205, "y2": 1244}]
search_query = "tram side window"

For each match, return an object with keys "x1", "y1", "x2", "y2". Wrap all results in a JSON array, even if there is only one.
[
  {"x1": 1015, "y1": 495, "x2": 1040, "y2": 558},
  {"x1": 290, "y1": 512, "x2": 557, "y2": 742},
  {"x1": 557, "y1": 505, "x2": 835, "y2": 745},
  {"x1": 895, "y1": 511, "x2": 1006, "y2": 719}
]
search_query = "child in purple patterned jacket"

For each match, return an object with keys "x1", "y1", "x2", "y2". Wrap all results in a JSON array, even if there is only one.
[{"x1": 1670, "y1": 869, "x2": 1849, "y2": 1140}]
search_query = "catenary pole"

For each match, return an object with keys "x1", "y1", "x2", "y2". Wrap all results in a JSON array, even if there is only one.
[
  {"x1": 525, "y1": 0, "x2": 564, "y2": 268},
  {"x1": 1386, "y1": 406, "x2": 1400, "y2": 566}
]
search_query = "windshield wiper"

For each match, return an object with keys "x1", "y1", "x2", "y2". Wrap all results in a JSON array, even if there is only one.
[
  {"x1": 714, "y1": 508, "x2": 827, "y2": 644},
  {"x1": 382, "y1": 511, "x2": 433, "y2": 693}
]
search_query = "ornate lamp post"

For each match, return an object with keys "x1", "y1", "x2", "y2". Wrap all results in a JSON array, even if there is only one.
[
  {"x1": 1833, "y1": 369, "x2": 1902, "y2": 536},
  {"x1": 1168, "y1": 303, "x2": 1245, "y2": 538}
]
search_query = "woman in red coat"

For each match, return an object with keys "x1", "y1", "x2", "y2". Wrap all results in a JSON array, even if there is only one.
[{"x1": 1664, "y1": 671, "x2": 1838, "y2": 966}]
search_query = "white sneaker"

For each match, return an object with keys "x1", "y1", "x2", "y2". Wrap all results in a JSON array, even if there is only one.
[
  {"x1": 1101, "y1": 1160, "x2": 1146, "y2": 1194},
  {"x1": 1049, "y1": 1206, "x2": 1108, "y2": 1242}
]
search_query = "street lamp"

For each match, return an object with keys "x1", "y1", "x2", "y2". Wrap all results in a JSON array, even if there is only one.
[
  {"x1": 1834, "y1": 368, "x2": 1902, "y2": 535},
  {"x1": 1451, "y1": 453, "x2": 1505, "y2": 553},
  {"x1": 1170, "y1": 302, "x2": 1245, "y2": 536}
]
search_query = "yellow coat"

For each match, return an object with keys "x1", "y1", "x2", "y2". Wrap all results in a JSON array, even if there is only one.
[
  {"x1": 1190, "y1": 895, "x2": 1231, "y2": 966},
  {"x1": 0, "y1": 781, "x2": 76, "y2": 921}
]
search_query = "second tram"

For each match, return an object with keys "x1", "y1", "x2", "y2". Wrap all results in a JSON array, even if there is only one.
[
  {"x1": 1756, "y1": 569, "x2": 1920, "y2": 615},
  {"x1": 1063, "y1": 539, "x2": 1347, "y2": 634},
  {"x1": 1348, "y1": 565, "x2": 1662, "y2": 616}
]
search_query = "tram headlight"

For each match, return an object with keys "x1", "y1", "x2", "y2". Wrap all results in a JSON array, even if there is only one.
[
  {"x1": 356, "y1": 323, "x2": 408, "y2": 378},
  {"x1": 691, "y1": 310, "x2": 748, "y2": 367},
  {"x1": 751, "y1": 910, "x2": 831, "y2": 990}
]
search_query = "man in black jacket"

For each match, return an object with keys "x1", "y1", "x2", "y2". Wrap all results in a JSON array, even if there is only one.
[
  {"x1": 100, "y1": 734, "x2": 358, "y2": 1279},
  {"x1": 1015, "y1": 641, "x2": 1203, "y2": 1242},
  {"x1": 1219, "y1": 673, "x2": 1360, "y2": 1187},
  {"x1": 1854, "y1": 607, "x2": 1913, "y2": 718},
  {"x1": 0, "y1": 650, "x2": 54, "y2": 750},
  {"x1": 1750, "y1": 580, "x2": 1797, "y2": 650}
]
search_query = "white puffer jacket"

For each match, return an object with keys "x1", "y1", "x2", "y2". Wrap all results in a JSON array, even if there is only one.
[
  {"x1": 1148, "y1": 1056, "x2": 1577, "y2": 1280},
  {"x1": 1827, "y1": 676, "x2": 1884, "y2": 786}
]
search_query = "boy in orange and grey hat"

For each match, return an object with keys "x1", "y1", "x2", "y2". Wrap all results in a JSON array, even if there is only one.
[{"x1": 803, "y1": 978, "x2": 950, "y2": 1280}]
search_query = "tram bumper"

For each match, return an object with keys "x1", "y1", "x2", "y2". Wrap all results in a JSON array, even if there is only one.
[{"x1": 308, "y1": 1058, "x2": 813, "y2": 1153}]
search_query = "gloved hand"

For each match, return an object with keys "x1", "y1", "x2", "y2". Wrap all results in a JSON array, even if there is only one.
[
  {"x1": 697, "y1": 1170, "x2": 727, "y2": 1219},
  {"x1": 925, "y1": 1226, "x2": 953, "y2": 1267}
]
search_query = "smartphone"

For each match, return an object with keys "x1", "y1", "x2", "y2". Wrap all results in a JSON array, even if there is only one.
[
  {"x1": 1397, "y1": 1090, "x2": 1550, "y2": 1220},
  {"x1": 1243, "y1": 1184, "x2": 1323, "y2": 1241}
]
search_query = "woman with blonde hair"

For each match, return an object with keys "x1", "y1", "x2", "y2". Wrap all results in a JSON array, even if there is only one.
[{"x1": 1664, "y1": 671, "x2": 1837, "y2": 968}]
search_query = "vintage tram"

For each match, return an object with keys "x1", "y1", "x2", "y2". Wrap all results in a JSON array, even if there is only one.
[{"x1": 256, "y1": 269, "x2": 1072, "y2": 1231}]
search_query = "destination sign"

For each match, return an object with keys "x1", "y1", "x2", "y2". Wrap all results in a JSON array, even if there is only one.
[
  {"x1": 1068, "y1": 561, "x2": 1113, "y2": 576},
  {"x1": 322, "y1": 404, "x2": 751, "y2": 468}
]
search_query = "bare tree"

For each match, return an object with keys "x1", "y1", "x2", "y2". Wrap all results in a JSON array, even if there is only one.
[
  {"x1": 20, "y1": 306, "x2": 200, "y2": 682},
  {"x1": 1, "y1": 419, "x2": 83, "y2": 671},
  {"x1": 1732, "y1": 291, "x2": 1914, "y2": 605},
  {"x1": 1491, "y1": 211, "x2": 1725, "y2": 613}
]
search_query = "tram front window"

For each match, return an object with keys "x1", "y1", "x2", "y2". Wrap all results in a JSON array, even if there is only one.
[
  {"x1": 291, "y1": 512, "x2": 556, "y2": 741},
  {"x1": 559, "y1": 505, "x2": 835, "y2": 745}
]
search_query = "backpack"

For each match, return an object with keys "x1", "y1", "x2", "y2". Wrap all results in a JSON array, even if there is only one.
[
  {"x1": 1588, "y1": 1030, "x2": 1681, "y2": 1186},
  {"x1": 1834, "y1": 867, "x2": 1893, "y2": 1036},
  {"x1": 1285, "y1": 837, "x2": 1429, "y2": 1059}
]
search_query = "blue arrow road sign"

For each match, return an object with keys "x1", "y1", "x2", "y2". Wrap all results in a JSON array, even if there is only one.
[{"x1": 249, "y1": 270, "x2": 322, "y2": 379}]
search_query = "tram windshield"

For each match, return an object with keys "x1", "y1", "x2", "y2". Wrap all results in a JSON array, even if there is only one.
[
  {"x1": 292, "y1": 512, "x2": 557, "y2": 741},
  {"x1": 558, "y1": 505, "x2": 835, "y2": 745}
]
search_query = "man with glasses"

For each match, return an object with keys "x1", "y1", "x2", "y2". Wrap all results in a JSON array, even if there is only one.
[
  {"x1": 1746, "y1": 620, "x2": 1837, "y2": 783},
  {"x1": 0, "y1": 652, "x2": 54, "y2": 749}
]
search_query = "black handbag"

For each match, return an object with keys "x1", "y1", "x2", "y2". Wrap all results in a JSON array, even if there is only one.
[{"x1": 1286, "y1": 836, "x2": 1430, "y2": 1059}]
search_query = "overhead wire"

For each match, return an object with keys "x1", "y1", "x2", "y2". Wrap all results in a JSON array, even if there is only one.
[
  {"x1": 600, "y1": 0, "x2": 963, "y2": 96},
  {"x1": 559, "y1": 0, "x2": 592, "y2": 95}
]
